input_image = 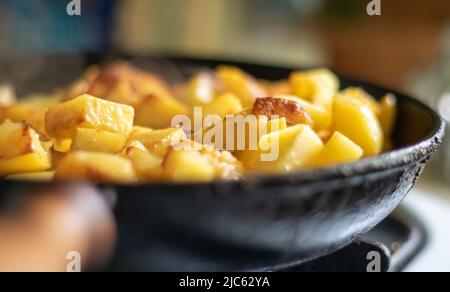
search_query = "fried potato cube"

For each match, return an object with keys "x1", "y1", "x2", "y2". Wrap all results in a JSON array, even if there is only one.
[
  {"x1": 233, "y1": 117, "x2": 287, "y2": 165},
  {"x1": 71, "y1": 128, "x2": 127, "y2": 154},
  {"x1": 251, "y1": 97, "x2": 313, "y2": 126},
  {"x1": 332, "y1": 94, "x2": 383, "y2": 156},
  {"x1": 216, "y1": 66, "x2": 267, "y2": 108},
  {"x1": 197, "y1": 143, "x2": 244, "y2": 179},
  {"x1": 53, "y1": 138, "x2": 73, "y2": 153},
  {"x1": 202, "y1": 93, "x2": 243, "y2": 119},
  {"x1": 211, "y1": 115, "x2": 287, "y2": 152},
  {"x1": 274, "y1": 95, "x2": 332, "y2": 130},
  {"x1": 289, "y1": 69, "x2": 339, "y2": 111},
  {"x1": 312, "y1": 132, "x2": 363, "y2": 167},
  {"x1": 378, "y1": 94, "x2": 397, "y2": 137},
  {"x1": 46, "y1": 94, "x2": 135, "y2": 140},
  {"x1": 87, "y1": 62, "x2": 173, "y2": 102},
  {"x1": 128, "y1": 127, "x2": 187, "y2": 157},
  {"x1": 5, "y1": 103, "x2": 49, "y2": 136},
  {"x1": 55, "y1": 151, "x2": 137, "y2": 183},
  {"x1": 263, "y1": 80, "x2": 292, "y2": 96},
  {"x1": 6, "y1": 171, "x2": 55, "y2": 182},
  {"x1": 127, "y1": 126, "x2": 154, "y2": 142},
  {"x1": 135, "y1": 95, "x2": 190, "y2": 129},
  {"x1": 162, "y1": 148, "x2": 216, "y2": 182},
  {"x1": 341, "y1": 87, "x2": 380, "y2": 115},
  {"x1": 0, "y1": 153, "x2": 52, "y2": 177},
  {"x1": 244, "y1": 125, "x2": 324, "y2": 173},
  {"x1": 0, "y1": 120, "x2": 51, "y2": 176},
  {"x1": 107, "y1": 79, "x2": 141, "y2": 108},
  {"x1": 183, "y1": 73, "x2": 215, "y2": 106},
  {"x1": 122, "y1": 141, "x2": 163, "y2": 181}
]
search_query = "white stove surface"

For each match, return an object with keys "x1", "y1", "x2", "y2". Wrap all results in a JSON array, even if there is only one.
[{"x1": 402, "y1": 173, "x2": 450, "y2": 272}]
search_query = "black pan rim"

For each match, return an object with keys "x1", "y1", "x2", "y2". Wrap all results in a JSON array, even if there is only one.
[{"x1": 0, "y1": 54, "x2": 445, "y2": 190}]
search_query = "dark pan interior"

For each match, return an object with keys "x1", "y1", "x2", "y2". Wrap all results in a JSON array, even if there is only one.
[{"x1": 0, "y1": 54, "x2": 444, "y2": 271}]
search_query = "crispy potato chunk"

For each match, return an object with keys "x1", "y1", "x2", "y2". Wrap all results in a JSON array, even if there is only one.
[
  {"x1": 289, "y1": 69, "x2": 339, "y2": 111},
  {"x1": 216, "y1": 66, "x2": 267, "y2": 108},
  {"x1": 46, "y1": 94, "x2": 135, "y2": 140},
  {"x1": 0, "y1": 120, "x2": 51, "y2": 176},
  {"x1": 183, "y1": 73, "x2": 215, "y2": 106},
  {"x1": 333, "y1": 94, "x2": 383, "y2": 156},
  {"x1": 312, "y1": 132, "x2": 363, "y2": 167},
  {"x1": 5, "y1": 103, "x2": 49, "y2": 136},
  {"x1": 122, "y1": 141, "x2": 163, "y2": 181},
  {"x1": 128, "y1": 127, "x2": 187, "y2": 158},
  {"x1": 72, "y1": 128, "x2": 127, "y2": 154},
  {"x1": 162, "y1": 148, "x2": 216, "y2": 182},
  {"x1": 273, "y1": 95, "x2": 332, "y2": 131},
  {"x1": 135, "y1": 95, "x2": 190, "y2": 129},
  {"x1": 251, "y1": 97, "x2": 313, "y2": 126},
  {"x1": 243, "y1": 125, "x2": 324, "y2": 172},
  {"x1": 197, "y1": 143, "x2": 243, "y2": 179},
  {"x1": 202, "y1": 93, "x2": 243, "y2": 119},
  {"x1": 0, "y1": 120, "x2": 42, "y2": 159},
  {"x1": 87, "y1": 62, "x2": 173, "y2": 104},
  {"x1": 341, "y1": 87, "x2": 380, "y2": 115},
  {"x1": 55, "y1": 151, "x2": 136, "y2": 183}
]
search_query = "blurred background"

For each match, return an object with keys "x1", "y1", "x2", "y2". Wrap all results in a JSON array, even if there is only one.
[{"x1": 0, "y1": 0, "x2": 449, "y2": 271}]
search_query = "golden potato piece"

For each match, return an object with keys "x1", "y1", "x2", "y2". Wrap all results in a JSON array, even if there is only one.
[
  {"x1": 312, "y1": 132, "x2": 363, "y2": 167},
  {"x1": 0, "y1": 153, "x2": 52, "y2": 177},
  {"x1": 341, "y1": 87, "x2": 380, "y2": 115},
  {"x1": 202, "y1": 93, "x2": 243, "y2": 119},
  {"x1": 6, "y1": 171, "x2": 55, "y2": 182},
  {"x1": 162, "y1": 148, "x2": 215, "y2": 182},
  {"x1": 233, "y1": 117, "x2": 287, "y2": 164},
  {"x1": 55, "y1": 151, "x2": 136, "y2": 183},
  {"x1": 183, "y1": 73, "x2": 215, "y2": 106},
  {"x1": 263, "y1": 80, "x2": 292, "y2": 96},
  {"x1": 5, "y1": 105, "x2": 47, "y2": 136},
  {"x1": 128, "y1": 127, "x2": 187, "y2": 157},
  {"x1": 46, "y1": 94, "x2": 135, "y2": 140},
  {"x1": 208, "y1": 115, "x2": 287, "y2": 152},
  {"x1": 123, "y1": 141, "x2": 163, "y2": 181},
  {"x1": 107, "y1": 79, "x2": 141, "y2": 108},
  {"x1": 72, "y1": 128, "x2": 127, "y2": 154},
  {"x1": 332, "y1": 94, "x2": 383, "y2": 156},
  {"x1": 0, "y1": 120, "x2": 43, "y2": 159},
  {"x1": 127, "y1": 126, "x2": 154, "y2": 142},
  {"x1": 135, "y1": 95, "x2": 190, "y2": 129},
  {"x1": 289, "y1": 69, "x2": 339, "y2": 111},
  {"x1": 52, "y1": 138, "x2": 72, "y2": 154},
  {"x1": 216, "y1": 66, "x2": 267, "y2": 108},
  {"x1": 274, "y1": 95, "x2": 332, "y2": 131},
  {"x1": 0, "y1": 120, "x2": 51, "y2": 176},
  {"x1": 87, "y1": 62, "x2": 173, "y2": 103},
  {"x1": 378, "y1": 94, "x2": 397, "y2": 138},
  {"x1": 251, "y1": 97, "x2": 313, "y2": 126},
  {"x1": 244, "y1": 124, "x2": 324, "y2": 172},
  {"x1": 197, "y1": 143, "x2": 243, "y2": 179}
]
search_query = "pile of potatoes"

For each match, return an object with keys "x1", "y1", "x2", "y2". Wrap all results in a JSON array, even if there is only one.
[{"x1": 0, "y1": 62, "x2": 396, "y2": 183}]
